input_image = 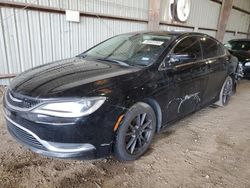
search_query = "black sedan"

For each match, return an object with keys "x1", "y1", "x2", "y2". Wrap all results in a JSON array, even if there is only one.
[
  {"x1": 225, "y1": 39, "x2": 250, "y2": 78},
  {"x1": 3, "y1": 31, "x2": 238, "y2": 161}
]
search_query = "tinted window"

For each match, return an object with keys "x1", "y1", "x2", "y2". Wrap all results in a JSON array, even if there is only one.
[
  {"x1": 200, "y1": 37, "x2": 225, "y2": 59},
  {"x1": 173, "y1": 36, "x2": 202, "y2": 60},
  {"x1": 228, "y1": 41, "x2": 250, "y2": 51}
]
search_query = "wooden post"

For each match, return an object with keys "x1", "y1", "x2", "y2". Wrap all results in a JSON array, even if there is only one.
[
  {"x1": 216, "y1": 0, "x2": 234, "y2": 42},
  {"x1": 148, "y1": 0, "x2": 161, "y2": 31}
]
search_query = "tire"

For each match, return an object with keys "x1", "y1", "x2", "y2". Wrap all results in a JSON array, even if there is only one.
[
  {"x1": 215, "y1": 76, "x2": 234, "y2": 107},
  {"x1": 114, "y1": 102, "x2": 156, "y2": 161}
]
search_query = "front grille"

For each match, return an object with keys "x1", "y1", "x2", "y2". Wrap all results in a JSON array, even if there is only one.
[
  {"x1": 7, "y1": 121, "x2": 46, "y2": 150},
  {"x1": 6, "y1": 90, "x2": 41, "y2": 110}
]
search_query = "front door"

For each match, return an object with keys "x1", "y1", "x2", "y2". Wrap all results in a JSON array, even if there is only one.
[{"x1": 163, "y1": 36, "x2": 207, "y2": 123}]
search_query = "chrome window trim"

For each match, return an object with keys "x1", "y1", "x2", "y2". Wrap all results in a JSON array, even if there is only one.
[{"x1": 158, "y1": 34, "x2": 227, "y2": 71}]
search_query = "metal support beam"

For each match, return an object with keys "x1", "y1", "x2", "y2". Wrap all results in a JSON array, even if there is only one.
[
  {"x1": 0, "y1": 74, "x2": 16, "y2": 79},
  {"x1": 148, "y1": 0, "x2": 161, "y2": 30},
  {"x1": 216, "y1": 0, "x2": 234, "y2": 42}
]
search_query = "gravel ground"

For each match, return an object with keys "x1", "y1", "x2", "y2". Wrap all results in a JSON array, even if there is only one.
[{"x1": 0, "y1": 80, "x2": 250, "y2": 188}]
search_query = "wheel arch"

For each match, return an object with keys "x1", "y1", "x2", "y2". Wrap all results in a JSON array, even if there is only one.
[
  {"x1": 142, "y1": 98, "x2": 162, "y2": 133},
  {"x1": 229, "y1": 72, "x2": 237, "y2": 94}
]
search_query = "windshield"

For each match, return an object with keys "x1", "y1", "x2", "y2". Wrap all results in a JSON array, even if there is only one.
[
  {"x1": 225, "y1": 41, "x2": 250, "y2": 52},
  {"x1": 81, "y1": 34, "x2": 173, "y2": 66}
]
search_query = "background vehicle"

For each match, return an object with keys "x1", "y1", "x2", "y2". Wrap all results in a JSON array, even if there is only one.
[
  {"x1": 225, "y1": 39, "x2": 250, "y2": 78},
  {"x1": 3, "y1": 32, "x2": 238, "y2": 161}
]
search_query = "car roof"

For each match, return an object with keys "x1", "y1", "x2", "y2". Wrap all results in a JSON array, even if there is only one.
[
  {"x1": 122, "y1": 30, "x2": 206, "y2": 37},
  {"x1": 228, "y1": 38, "x2": 250, "y2": 42}
]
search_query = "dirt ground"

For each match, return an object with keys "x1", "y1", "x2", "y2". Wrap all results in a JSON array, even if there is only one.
[{"x1": 0, "y1": 80, "x2": 250, "y2": 188}]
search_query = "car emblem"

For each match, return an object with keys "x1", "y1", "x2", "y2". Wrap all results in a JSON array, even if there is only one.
[{"x1": 9, "y1": 93, "x2": 22, "y2": 103}]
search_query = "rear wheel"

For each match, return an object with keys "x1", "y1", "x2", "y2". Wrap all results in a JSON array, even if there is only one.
[
  {"x1": 114, "y1": 102, "x2": 156, "y2": 161},
  {"x1": 215, "y1": 76, "x2": 233, "y2": 107}
]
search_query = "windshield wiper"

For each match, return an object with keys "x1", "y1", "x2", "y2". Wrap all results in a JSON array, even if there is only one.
[{"x1": 97, "y1": 58, "x2": 130, "y2": 67}]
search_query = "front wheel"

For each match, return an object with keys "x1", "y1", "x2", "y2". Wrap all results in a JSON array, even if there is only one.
[
  {"x1": 114, "y1": 102, "x2": 156, "y2": 161},
  {"x1": 215, "y1": 76, "x2": 234, "y2": 107}
]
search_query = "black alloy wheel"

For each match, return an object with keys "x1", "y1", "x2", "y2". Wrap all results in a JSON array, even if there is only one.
[
  {"x1": 222, "y1": 77, "x2": 233, "y2": 106},
  {"x1": 114, "y1": 102, "x2": 156, "y2": 161},
  {"x1": 125, "y1": 112, "x2": 153, "y2": 155}
]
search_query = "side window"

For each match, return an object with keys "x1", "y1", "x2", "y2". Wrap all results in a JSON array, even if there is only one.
[
  {"x1": 173, "y1": 36, "x2": 202, "y2": 61},
  {"x1": 200, "y1": 37, "x2": 225, "y2": 59}
]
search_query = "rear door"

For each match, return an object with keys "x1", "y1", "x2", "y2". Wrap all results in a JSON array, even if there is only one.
[{"x1": 200, "y1": 37, "x2": 228, "y2": 105}]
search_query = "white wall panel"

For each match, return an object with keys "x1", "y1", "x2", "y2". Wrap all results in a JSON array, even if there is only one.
[
  {"x1": 0, "y1": 78, "x2": 12, "y2": 86},
  {"x1": 15, "y1": 9, "x2": 33, "y2": 71},
  {"x1": 223, "y1": 32, "x2": 235, "y2": 43},
  {"x1": 160, "y1": 24, "x2": 194, "y2": 32},
  {"x1": 186, "y1": 0, "x2": 221, "y2": 29},
  {"x1": 224, "y1": 32, "x2": 248, "y2": 43},
  {"x1": 40, "y1": 11, "x2": 53, "y2": 63},
  {"x1": 1, "y1": 8, "x2": 22, "y2": 74},
  {"x1": 12, "y1": 0, "x2": 149, "y2": 20},
  {"x1": 50, "y1": 12, "x2": 62, "y2": 60},
  {"x1": 160, "y1": 25, "x2": 216, "y2": 38},
  {"x1": 0, "y1": 9, "x2": 9, "y2": 75},
  {"x1": 0, "y1": 6, "x2": 147, "y2": 85},
  {"x1": 226, "y1": 9, "x2": 250, "y2": 33},
  {"x1": 212, "y1": 0, "x2": 250, "y2": 13},
  {"x1": 197, "y1": 29, "x2": 216, "y2": 37},
  {"x1": 160, "y1": 0, "x2": 221, "y2": 30},
  {"x1": 233, "y1": 0, "x2": 250, "y2": 13},
  {"x1": 28, "y1": 10, "x2": 43, "y2": 67}
]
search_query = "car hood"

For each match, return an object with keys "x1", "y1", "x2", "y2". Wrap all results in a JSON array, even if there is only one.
[
  {"x1": 9, "y1": 57, "x2": 141, "y2": 98},
  {"x1": 230, "y1": 50, "x2": 250, "y2": 62}
]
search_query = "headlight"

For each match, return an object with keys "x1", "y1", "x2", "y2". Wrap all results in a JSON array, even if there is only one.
[
  {"x1": 32, "y1": 97, "x2": 106, "y2": 118},
  {"x1": 244, "y1": 62, "x2": 250, "y2": 66}
]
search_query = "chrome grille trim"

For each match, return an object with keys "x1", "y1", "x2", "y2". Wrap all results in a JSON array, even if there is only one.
[
  {"x1": 5, "y1": 90, "x2": 42, "y2": 112},
  {"x1": 4, "y1": 112, "x2": 96, "y2": 153},
  {"x1": 4, "y1": 112, "x2": 47, "y2": 149}
]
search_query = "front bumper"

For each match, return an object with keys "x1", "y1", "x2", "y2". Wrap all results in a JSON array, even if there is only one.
[
  {"x1": 5, "y1": 112, "x2": 97, "y2": 159},
  {"x1": 3, "y1": 94, "x2": 125, "y2": 159}
]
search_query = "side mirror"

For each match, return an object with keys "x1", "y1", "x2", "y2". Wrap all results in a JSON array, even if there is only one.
[
  {"x1": 169, "y1": 53, "x2": 197, "y2": 64},
  {"x1": 160, "y1": 53, "x2": 197, "y2": 71}
]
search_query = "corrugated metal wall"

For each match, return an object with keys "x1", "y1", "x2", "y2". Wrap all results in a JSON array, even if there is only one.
[
  {"x1": 13, "y1": 0, "x2": 148, "y2": 20},
  {"x1": 218, "y1": 0, "x2": 250, "y2": 13},
  {"x1": 0, "y1": 0, "x2": 250, "y2": 85},
  {"x1": 226, "y1": 9, "x2": 250, "y2": 33},
  {"x1": 186, "y1": 0, "x2": 221, "y2": 30},
  {"x1": 224, "y1": 32, "x2": 249, "y2": 44},
  {"x1": 160, "y1": 0, "x2": 221, "y2": 37},
  {"x1": 159, "y1": 25, "x2": 194, "y2": 32},
  {"x1": 225, "y1": 0, "x2": 250, "y2": 42},
  {"x1": 0, "y1": 0, "x2": 148, "y2": 85},
  {"x1": 160, "y1": 0, "x2": 249, "y2": 41}
]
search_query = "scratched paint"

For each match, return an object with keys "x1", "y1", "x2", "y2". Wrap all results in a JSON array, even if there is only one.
[{"x1": 167, "y1": 92, "x2": 201, "y2": 113}]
